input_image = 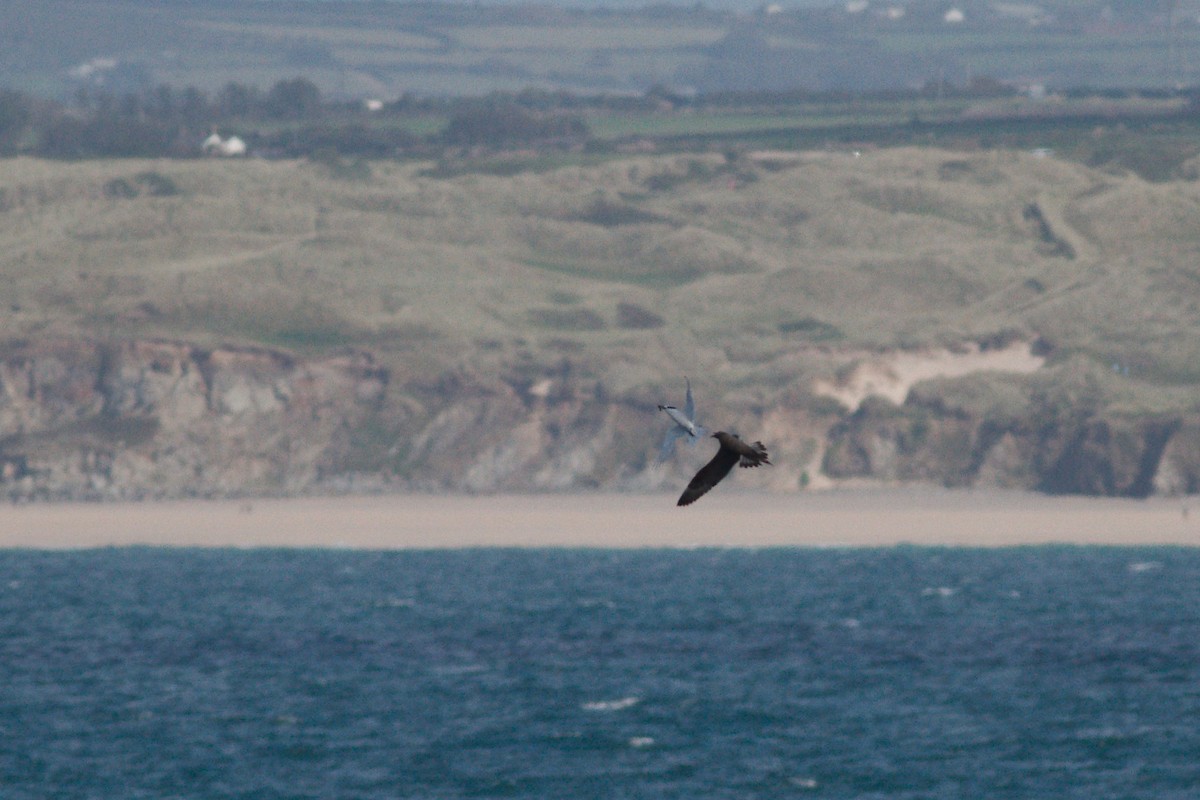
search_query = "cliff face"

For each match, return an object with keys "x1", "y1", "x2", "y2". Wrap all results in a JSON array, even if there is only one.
[
  {"x1": 822, "y1": 396, "x2": 1194, "y2": 499},
  {"x1": 3, "y1": 337, "x2": 1200, "y2": 501},
  {"x1": 6, "y1": 152, "x2": 1200, "y2": 500},
  {"x1": 0, "y1": 338, "x2": 700, "y2": 500},
  {"x1": 0, "y1": 339, "x2": 386, "y2": 500}
]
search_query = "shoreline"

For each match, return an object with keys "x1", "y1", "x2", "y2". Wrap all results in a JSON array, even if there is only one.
[{"x1": 1, "y1": 489, "x2": 1198, "y2": 549}]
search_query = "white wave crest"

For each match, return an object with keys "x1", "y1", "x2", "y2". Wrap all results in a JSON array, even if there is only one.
[{"x1": 583, "y1": 696, "x2": 640, "y2": 712}]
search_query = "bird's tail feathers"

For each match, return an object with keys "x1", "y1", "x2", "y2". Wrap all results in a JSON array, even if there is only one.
[{"x1": 739, "y1": 441, "x2": 771, "y2": 468}]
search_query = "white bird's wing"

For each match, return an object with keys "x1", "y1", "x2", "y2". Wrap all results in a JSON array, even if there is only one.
[{"x1": 661, "y1": 405, "x2": 693, "y2": 432}]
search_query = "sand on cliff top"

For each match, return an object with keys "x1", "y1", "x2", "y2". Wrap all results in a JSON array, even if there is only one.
[{"x1": 1, "y1": 490, "x2": 1197, "y2": 549}]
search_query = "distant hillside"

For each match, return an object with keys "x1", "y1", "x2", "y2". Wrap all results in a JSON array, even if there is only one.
[
  {"x1": 7, "y1": 0, "x2": 1200, "y2": 101},
  {"x1": 4, "y1": 147, "x2": 1200, "y2": 500}
]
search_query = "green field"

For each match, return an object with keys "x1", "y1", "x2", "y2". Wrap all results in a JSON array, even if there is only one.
[
  {"x1": 583, "y1": 101, "x2": 970, "y2": 139},
  {"x1": 8, "y1": 0, "x2": 1200, "y2": 101}
]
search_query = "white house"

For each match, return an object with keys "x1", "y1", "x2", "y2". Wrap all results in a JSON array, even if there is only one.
[{"x1": 202, "y1": 133, "x2": 247, "y2": 157}]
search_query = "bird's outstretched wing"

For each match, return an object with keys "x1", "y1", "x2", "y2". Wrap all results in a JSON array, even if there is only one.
[
  {"x1": 682, "y1": 378, "x2": 707, "y2": 442},
  {"x1": 677, "y1": 446, "x2": 740, "y2": 506}
]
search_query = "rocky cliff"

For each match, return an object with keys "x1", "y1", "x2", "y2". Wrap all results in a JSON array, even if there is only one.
[
  {"x1": 0, "y1": 339, "x2": 386, "y2": 500},
  {"x1": 3, "y1": 337, "x2": 1200, "y2": 501},
  {"x1": 6, "y1": 151, "x2": 1200, "y2": 501},
  {"x1": 822, "y1": 394, "x2": 1189, "y2": 498}
]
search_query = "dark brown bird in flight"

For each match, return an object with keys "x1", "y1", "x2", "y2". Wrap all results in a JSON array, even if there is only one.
[{"x1": 677, "y1": 431, "x2": 771, "y2": 506}]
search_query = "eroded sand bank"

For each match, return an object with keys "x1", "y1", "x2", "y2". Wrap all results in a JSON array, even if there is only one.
[{"x1": 1, "y1": 490, "x2": 1198, "y2": 549}]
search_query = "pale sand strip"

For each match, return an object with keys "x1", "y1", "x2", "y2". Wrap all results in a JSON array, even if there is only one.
[{"x1": 1, "y1": 490, "x2": 1198, "y2": 549}]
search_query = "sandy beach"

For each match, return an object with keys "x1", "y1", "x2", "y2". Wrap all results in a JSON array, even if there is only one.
[{"x1": 1, "y1": 489, "x2": 1198, "y2": 549}]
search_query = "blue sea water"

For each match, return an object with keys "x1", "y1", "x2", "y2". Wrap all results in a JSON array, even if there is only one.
[{"x1": 2, "y1": 546, "x2": 1199, "y2": 799}]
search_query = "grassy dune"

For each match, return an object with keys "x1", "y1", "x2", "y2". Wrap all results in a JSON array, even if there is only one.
[{"x1": 4, "y1": 147, "x2": 1200, "y2": 418}]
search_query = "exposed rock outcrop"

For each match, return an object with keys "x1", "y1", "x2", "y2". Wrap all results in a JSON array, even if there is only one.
[
  {"x1": 3, "y1": 337, "x2": 1200, "y2": 501},
  {"x1": 0, "y1": 339, "x2": 386, "y2": 500},
  {"x1": 823, "y1": 393, "x2": 1190, "y2": 499}
]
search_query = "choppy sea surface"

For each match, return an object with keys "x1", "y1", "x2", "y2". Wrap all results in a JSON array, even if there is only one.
[{"x1": 2, "y1": 546, "x2": 1199, "y2": 799}]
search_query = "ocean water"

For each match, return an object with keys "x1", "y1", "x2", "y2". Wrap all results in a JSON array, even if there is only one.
[{"x1": 2, "y1": 546, "x2": 1199, "y2": 799}]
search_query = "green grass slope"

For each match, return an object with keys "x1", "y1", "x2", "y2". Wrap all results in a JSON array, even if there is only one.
[{"x1": 4, "y1": 147, "x2": 1200, "y2": 418}]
